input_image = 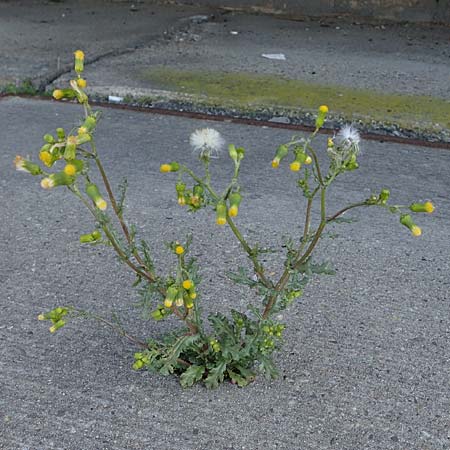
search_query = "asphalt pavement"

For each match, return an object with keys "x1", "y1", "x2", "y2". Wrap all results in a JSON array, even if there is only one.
[{"x1": 1, "y1": 96, "x2": 449, "y2": 449}]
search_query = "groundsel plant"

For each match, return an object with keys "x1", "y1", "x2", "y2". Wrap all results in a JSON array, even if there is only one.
[{"x1": 15, "y1": 52, "x2": 435, "y2": 388}]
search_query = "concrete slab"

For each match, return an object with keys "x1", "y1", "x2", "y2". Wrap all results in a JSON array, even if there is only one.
[{"x1": 1, "y1": 97, "x2": 449, "y2": 449}]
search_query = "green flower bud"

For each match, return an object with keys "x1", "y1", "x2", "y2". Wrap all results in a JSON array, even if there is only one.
[
  {"x1": 80, "y1": 230, "x2": 102, "y2": 243},
  {"x1": 216, "y1": 200, "x2": 227, "y2": 226},
  {"x1": 379, "y1": 189, "x2": 390, "y2": 204},
  {"x1": 409, "y1": 202, "x2": 434, "y2": 214},
  {"x1": 74, "y1": 50, "x2": 85, "y2": 73},
  {"x1": 14, "y1": 156, "x2": 42, "y2": 175},
  {"x1": 228, "y1": 192, "x2": 242, "y2": 217},
  {"x1": 49, "y1": 319, "x2": 65, "y2": 333},
  {"x1": 271, "y1": 145, "x2": 289, "y2": 168},
  {"x1": 83, "y1": 115, "x2": 97, "y2": 132},
  {"x1": 64, "y1": 136, "x2": 77, "y2": 161},
  {"x1": 41, "y1": 172, "x2": 75, "y2": 189},
  {"x1": 400, "y1": 214, "x2": 422, "y2": 237},
  {"x1": 43, "y1": 134, "x2": 55, "y2": 144},
  {"x1": 160, "y1": 162, "x2": 180, "y2": 173},
  {"x1": 228, "y1": 144, "x2": 238, "y2": 162},
  {"x1": 315, "y1": 105, "x2": 329, "y2": 129},
  {"x1": 236, "y1": 147, "x2": 245, "y2": 161},
  {"x1": 86, "y1": 183, "x2": 107, "y2": 210},
  {"x1": 166, "y1": 285, "x2": 178, "y2": 301},
  {"x1": 56, "y1": 128, "x2": 65, "y2": 140}
]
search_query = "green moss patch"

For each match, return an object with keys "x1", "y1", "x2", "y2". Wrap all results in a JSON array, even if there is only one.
[{"x1": 141, "y1": 67, "x2": 450, "y2": 130}]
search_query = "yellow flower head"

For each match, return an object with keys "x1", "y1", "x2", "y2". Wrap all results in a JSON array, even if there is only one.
[
  {"x1": 175, "y1": 245, "x2": 184, "y2": 255},
  {"x1": 52, "y1": 89, "x2": 64, "y2": 100},
  {"x1": 182, "y1": 280, "x2": 193, "y2": 290},
  {"x1": 319, "y1": 105, "x2": 329, "y2": 113},
  {"x1": 216, "y1": 217, "x2": 227, "y2": 226},
  {"x1": 160, "y1": 164, "x2": 171, "y2": 173},
  {"x1": 39, "y1": 151, "x2": 53, "y2": 167},
  {"x1": 327, "y1": 137, "x2": 334, "y2": 148},
  {"x1": 189, "y1": 292, "x2": 197, "y2": 300},
  {"x1": 78, "y1": 126, "x2": 88, "y2": 135},
  {"x1": 411, "y1": 225, "x2": 422, "y2": 237},
  {"x1": 64, "y1": 164, "x2": 77, "y2": 176}
]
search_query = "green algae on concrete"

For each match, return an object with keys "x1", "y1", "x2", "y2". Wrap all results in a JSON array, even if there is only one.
[{"x1": 141, "y1": 67, "x2": 450, "y2": 131}]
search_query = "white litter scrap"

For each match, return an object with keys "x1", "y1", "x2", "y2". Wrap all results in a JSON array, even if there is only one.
[
  {"x1": 108, "y1": 95, "x2": 123, "y2": 103},
  {"x1": 230, "y1": 30, "x2": 239, "y2": 35},
  {"x1": 261, "y1": 53, "x2": 286, "y2": 61}
]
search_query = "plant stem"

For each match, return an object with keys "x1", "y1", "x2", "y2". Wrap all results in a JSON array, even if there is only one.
[
  {"x1": 91, "y1": 144, "x2": 157, "y2": 283},
  {"x1": 327, "y1": 201, "x2": 368, "y2": 222},
  {"x1": 226, "y1": 216, "x2": 273, "y2": 289},
  {"x1": 75, "y1": 309, "x2": 148, "y2": 347}
]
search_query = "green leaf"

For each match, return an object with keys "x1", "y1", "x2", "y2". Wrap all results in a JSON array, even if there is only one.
[
  {"x1": 208, "y1": 313, "x2": 235, "y2": 339},
  {"x1": 180, "y1": 365, "x2": 206, "y2": 388},
  {"x1": 297, "y1": 259, "x2": 335, "y2": 276},
  {"x1": 227, "y1": 369, "x2": 249, "y2": 387},
  {"x1": 204, "y1": 360, "x2": 227, "y2": 389},
  {"x1": 227, "y1": 267, "x2": 258, "y2": 288},
  {"x1": 259, "y1": 355, "x2": 278, "y2": 380},
  {"x1": 160, "y1": 334, "x2": 200, "y2": 375}
]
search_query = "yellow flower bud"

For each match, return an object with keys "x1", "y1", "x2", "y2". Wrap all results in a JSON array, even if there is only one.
[
  {"x1": 424, "y1": 202, "x2": 434, "y2": 213},
  {"x1": 182, "y1": 280, "x2": 193, "y2": 290},
  {"x1": 228, "y1": 205, "x2": 238, "y2": 217},
  {"x1": 189, "y1": 292, "x2": 197, "y2": 300},
  {"x1": 74, "y1": 50, "x2": 85, "y2": 61},
  {"x1": 77, "y1": 78, "x2": 87, "y2": 88},
  {"x1": 175, "y1": 245, "x2": 184, "y2": 255},
  {"x1": 271, "y1": 159, "x2": 280, "y2": 168},
  {"x1": 327, "y1": 137, "x2": 334, "y2": 148},
  {"x1": 37, "y1": 314, "x2": 45, "y2": 321},
  {"x1": 216, "y1": 201, "x2": 227, "y2": 226},
  {"x1": 164, "y1": 298, "x2": 173, "y2": 308},
  {"x1": 410, "y1": 202, "x2": 435, "y2": 214},
  {"x1": 319, "y1": 105, "x2": 329, "y2": 113},
  {"x1": 159, "y1": 162, "x2": 179, "y2": 173},
  {"x1": 305, "y1": 155, "x2": 313, "y2": 165},
  {"x1": 411, "y1": 225, "x2": 422, "y2": 237},
  {"x1": 95, "y1": 198, "x2": 107, "y2": 211},
  {"x1": 175, "y1": 297, "x2": 184, "y2": 307},
  {"x1": 400, "y1": 214, "x2": 422, "y2": 237},
  {"x1": 78, "y1": 126, "x2": 88, "y2": 135}
]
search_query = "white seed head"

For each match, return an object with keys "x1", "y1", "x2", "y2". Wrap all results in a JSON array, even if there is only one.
[
  {"x1": 189, "y1": 128, "x2": 224, "y2": 159},
  {"x1": 336, "y1": 125, "x2": 361, "y2": 152}
]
